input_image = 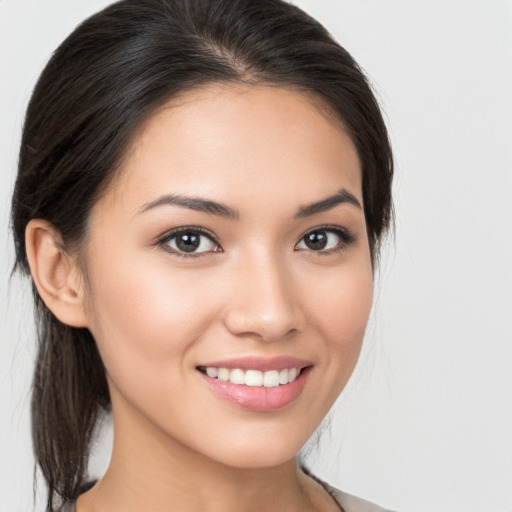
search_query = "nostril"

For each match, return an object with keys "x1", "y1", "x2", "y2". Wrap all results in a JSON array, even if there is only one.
[{"x1": 222, "y1": 307, "x2": 303, "y2": 342}]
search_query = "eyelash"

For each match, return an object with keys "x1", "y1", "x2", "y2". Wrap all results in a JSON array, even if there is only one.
[
  {"x1": 296, "y1": 224, "x2": 357, "y2": 256},
  {"x1": 157, "y1": 226, "x2": 220, "y2": 258},
  {"x1": 156, "y1": 224, "x2": 356, "y2": 259}
]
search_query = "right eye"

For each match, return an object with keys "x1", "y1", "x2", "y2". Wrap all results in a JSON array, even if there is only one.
[{"x1": 159, "y1": 228, "x2": 221, "y2": 257}]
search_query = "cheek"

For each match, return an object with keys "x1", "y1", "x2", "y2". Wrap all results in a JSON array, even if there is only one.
[
  {"x1": 84, "y1": 254, "x2": 219, "y2": 382},
  {"x1": 305, "y1": 256, "x2": 373, "y2": 372}
]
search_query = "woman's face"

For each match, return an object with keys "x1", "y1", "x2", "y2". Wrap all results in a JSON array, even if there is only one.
[{"x1": 81, "y1": 84, "x2": 373, "y2": 468}]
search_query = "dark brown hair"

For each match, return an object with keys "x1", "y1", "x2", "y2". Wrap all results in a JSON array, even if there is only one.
[{"x1": 10, "y1": 0, "x2": 393, "y2": 508}]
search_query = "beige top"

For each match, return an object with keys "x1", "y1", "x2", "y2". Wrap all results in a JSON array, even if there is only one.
[
  {"x1": 321, "y1": 480, "x2": 395, "y2": 512},
  {"x1": 59, "y1": 477, "x2": 394, "y2": 512}
]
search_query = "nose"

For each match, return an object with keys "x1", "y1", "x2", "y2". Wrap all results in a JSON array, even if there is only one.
[{"x1": 222, "y1": 252, "x2": 304, "y2": 341}]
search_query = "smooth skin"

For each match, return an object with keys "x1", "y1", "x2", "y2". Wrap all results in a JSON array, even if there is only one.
[{"x1": 26, "y1": 84, "x2": 373, "y2": 512}]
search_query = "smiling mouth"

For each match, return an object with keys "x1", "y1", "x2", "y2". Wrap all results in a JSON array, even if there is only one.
[{"x1": 196, "y1": 366, "x2": 307, "y2": 387}]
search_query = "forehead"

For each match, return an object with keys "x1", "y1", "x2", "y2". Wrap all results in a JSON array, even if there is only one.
[{"x1": 100, "y1": 84, "x2": 362, "y2": 216}]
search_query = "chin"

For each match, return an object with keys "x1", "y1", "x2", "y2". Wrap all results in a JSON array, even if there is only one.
[
  {"x1": 189, "y1": 423, "x2": 313, "y2": 470},
  {"x1": 209, "y1": 444, "x2": 299, "y2": 470}
]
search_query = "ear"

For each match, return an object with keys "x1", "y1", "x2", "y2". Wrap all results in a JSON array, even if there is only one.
[{"x1": 25, "y1": 219, "x2": 88, "y2": 328}]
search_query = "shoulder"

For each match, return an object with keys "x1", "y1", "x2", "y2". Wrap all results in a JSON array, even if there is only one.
[
  {"x1": 322, "y1": 481, "x2": 396, "y2": 512},
  {"x1": 52, "y1": 477, "x2": 395, "y2": 512},
  {"x1": 301, "y1": 467, "x2": 396, "y2": 512}
]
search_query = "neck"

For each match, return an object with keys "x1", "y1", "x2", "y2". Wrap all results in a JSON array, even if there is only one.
[{"x1": 77, "y1": 398, "x2": 329, "y2": 512}]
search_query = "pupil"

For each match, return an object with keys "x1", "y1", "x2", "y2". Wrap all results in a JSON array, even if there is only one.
[
  {"x1": 177, "y1": 233, "x2": 200, "y2": 252},
  {"x1": 305, "y1": 231, "x2": 327, "y2": 250}
]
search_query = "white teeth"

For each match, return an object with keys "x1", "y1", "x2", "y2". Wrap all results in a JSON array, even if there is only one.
[
  {"x1": 206, "y1": 367, "x2": 218, "y2": 378},
  {"x1": 229, "y1": 368, "x2": 245, "y2": 385},
  {"x1": 245, "y1": 370, "x2": 263, "y2": 387},
  {"x1": 217, "y1": 368, "x2": 230, "y2": 381},
  {"x1": 263, "y1": 370, "x2": 280, "y2": 387},
  {"x1": 203, "y1": 366, "x2": 302, "y2": 387}
]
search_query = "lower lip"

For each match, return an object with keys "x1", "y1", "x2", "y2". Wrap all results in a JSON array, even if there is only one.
[{"x1": 198, "y1": 367, "x2": 311, "y2": 412}]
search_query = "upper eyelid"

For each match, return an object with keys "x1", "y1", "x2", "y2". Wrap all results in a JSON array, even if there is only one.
[
  {"x1": 157, "y1": 225, "x2": 219, "y2": 244},
  {"x1": 297, "y1": 224, "x2": 354, "y2": 241},
  {"x1": 158, "y1": 223, "x2": 348, "y2": 238}
]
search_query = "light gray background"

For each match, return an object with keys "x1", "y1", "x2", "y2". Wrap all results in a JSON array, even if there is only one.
[{"x1": 1, "y1": 1, "x2": 511, "y2": 511}]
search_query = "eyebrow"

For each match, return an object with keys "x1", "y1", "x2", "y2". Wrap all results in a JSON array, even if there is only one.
[
  {"x1": 139, "y1": 188, "x2": 361, "y2": 220},
  {"x1": 140, "y1": 194, "x2": 240, "y2": 220},
  {"x1": 295, "y1": 189, "x2": 362, "y2": 218}
]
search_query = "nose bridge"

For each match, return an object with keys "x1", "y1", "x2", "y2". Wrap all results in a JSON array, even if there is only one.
[{"x1": 223, "y1": 246, "x2": 302, "y2": 340}]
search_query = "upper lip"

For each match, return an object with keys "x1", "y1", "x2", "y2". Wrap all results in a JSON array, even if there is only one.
[{"x1": 197, "y1": 356, "x2": 313, "y2": 372}]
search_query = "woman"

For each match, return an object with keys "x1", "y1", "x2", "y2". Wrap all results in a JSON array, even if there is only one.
[{"x1": 10, "y1": 0, "x2": 394, "y2": 510}]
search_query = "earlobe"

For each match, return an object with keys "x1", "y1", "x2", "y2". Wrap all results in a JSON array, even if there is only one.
[{"x1": 25, "y1": 219, "x2": 88, "y2": 328}]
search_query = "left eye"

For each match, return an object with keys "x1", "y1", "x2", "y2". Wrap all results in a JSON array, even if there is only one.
[
  {"x1": 164, "y1": 230, "x2": 219, "y2": 255},
  {"x1": 295, "y1": 228, "x2": 349, "y2": 252}
]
